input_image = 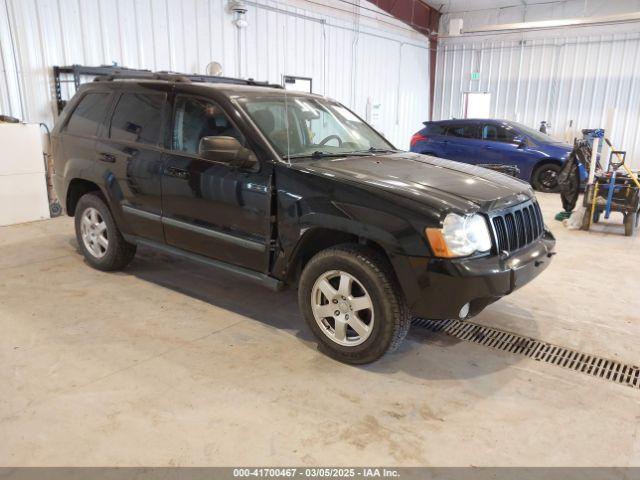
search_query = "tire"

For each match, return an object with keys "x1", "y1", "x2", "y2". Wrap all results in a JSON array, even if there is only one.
[
  {"x1": 74, "y1": 192, "x2": 136, "y2": 271},
  {"x1": 298, "y1": 244, "x2": 410, "y2": 364},
  {"x1": 624, "y1": 211, "x2": 638, "y2": 237},
  {"x1": 532, "y1": 163, "x2": 561, "y2": 193}
]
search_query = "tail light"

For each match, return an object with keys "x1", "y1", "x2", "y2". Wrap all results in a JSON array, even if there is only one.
[{"x1": 410, "y1": 132, "x2": 428, "y2": 148}]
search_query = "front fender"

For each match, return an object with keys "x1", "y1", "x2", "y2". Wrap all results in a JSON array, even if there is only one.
[{"x1": 273, "y1": 192, "x2": 430, "y2": 304}]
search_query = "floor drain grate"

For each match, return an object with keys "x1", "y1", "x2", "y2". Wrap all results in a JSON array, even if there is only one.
[{"x1": 412, "y1": 318, "x2": 640, "y2": 390}]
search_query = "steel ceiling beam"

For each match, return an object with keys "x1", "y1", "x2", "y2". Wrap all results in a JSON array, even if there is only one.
[{"x1": 367, "y1": 0, "x2": 440, "y2": 36}]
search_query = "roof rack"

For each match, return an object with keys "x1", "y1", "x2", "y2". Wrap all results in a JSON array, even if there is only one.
[{"x1": 53, "y1": 64, "x2": 282, "y2": 114}]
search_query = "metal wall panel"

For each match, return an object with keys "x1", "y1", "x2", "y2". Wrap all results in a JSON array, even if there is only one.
[
  {"x1": 0, "y1": 0, "x2": 429, "y2": 149},
  {"x1": 435, "y1": 30, "x2": 640, "y2": 169}
]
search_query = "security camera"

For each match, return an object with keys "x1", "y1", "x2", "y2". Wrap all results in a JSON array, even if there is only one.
[{"x1": 228, "y1": 0, "x2": 248, "y2": 14}]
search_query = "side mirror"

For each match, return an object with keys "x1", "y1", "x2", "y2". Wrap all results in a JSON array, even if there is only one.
[
  {"x1": 198, "y1": 136, "x2": 258, "y2": 169},
  {"x1": 514, "y1": 135, "x2": 527, "y2": 148}
]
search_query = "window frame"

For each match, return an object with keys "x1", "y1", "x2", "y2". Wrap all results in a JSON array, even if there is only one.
[
  {"x1": 107, "y1": 90, "x2": 168, "y2": 148},
  {"x1": 62, "y1": 91, "x2": 114, "y2": 139}
]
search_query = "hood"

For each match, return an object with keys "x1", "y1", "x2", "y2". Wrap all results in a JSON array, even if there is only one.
[{"x1": 296, "y1": 152, "x2": 534, "y2": 212}]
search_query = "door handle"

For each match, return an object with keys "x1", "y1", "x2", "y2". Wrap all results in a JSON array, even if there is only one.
[
  {"x1": 98, "y1": 152, "x2": 116, "y2": 163},
  {"x1": 165, "y1": 166, "x2": 190, "y2": 179}
]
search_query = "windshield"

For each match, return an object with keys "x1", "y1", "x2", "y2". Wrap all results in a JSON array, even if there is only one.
[
  {"x1": 512, "y1": 122, "x2": 559, "y2": 143},
  {"x1": 237, "y1": 95, "x2": 396, "y2": 159}
]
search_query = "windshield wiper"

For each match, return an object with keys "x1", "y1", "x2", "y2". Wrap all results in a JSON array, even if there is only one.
[
  {"x1": 287, "y1": 151, "x2": 372, "y2": 160},
  {"x1": 349, "y1": 147, "x2": 400, "y2": 154}
]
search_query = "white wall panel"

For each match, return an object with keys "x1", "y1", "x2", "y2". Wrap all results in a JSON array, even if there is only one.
[
  {"x1": 0, "y1": 0, "x2": 429, "y2": 150},
  {"x1": 435, "y1": 30, "x2": 640, "y2": 169}
]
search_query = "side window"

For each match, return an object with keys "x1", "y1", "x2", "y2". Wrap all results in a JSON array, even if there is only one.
[
  {"x1": 446, "y1": 124, "x2": 478, "y2": 139},
  {"x1": 65, "y1": 93, "x2": 111, "y2": 137},
  {"x1": 109, "y1": 93, "x2": 166, "y2": 145},
  {"x1": 173, "y1": 96, "x2": 245, "y2": 155},
  {"x1": 482, "y1": 124, "x2": 517, "y2": 143}
]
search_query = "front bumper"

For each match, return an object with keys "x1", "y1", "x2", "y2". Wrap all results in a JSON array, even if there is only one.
[{"x1": 402, "y1": 230, "x2": 556, "y2": 320}]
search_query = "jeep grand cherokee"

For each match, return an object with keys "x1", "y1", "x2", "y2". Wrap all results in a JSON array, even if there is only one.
[{"x1": 51, "y1": 74, "x2": 555, "y2": 364}]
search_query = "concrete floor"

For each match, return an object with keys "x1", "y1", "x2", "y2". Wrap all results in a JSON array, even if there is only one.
[{"x1": 1, "y1": 193, "x2": 639, "y2": 466}]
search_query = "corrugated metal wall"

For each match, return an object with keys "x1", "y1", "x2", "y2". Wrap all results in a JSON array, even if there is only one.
[
  {"x1": 0, "y1": 0, "x2": 429, "y2": 150},
  {"x1": 434, "y1": 30, "x2": 640, "y2": 169}
]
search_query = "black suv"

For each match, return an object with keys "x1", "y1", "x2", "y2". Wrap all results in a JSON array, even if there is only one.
[{"x1": 52, "y1": 74, "x2": 555, "y2": 364}]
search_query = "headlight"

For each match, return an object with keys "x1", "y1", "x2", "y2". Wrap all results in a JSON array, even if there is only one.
[{"x1": 425, "y1": 213, "x2": 493, "y2": 258}]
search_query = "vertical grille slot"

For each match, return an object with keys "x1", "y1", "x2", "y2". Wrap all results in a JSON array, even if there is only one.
[
  {"x1": 534, "y1": 202, "x2": 544, "y2": 233},
  {"x1": 522, "y1": 207, "x2": 533, "y2": 243},
  {"x1": 490, "y1": 200, "x2": 544, "y2": 255},
  {"x1": 514, "y1": 210, "x2": 525, "y2": 248},
  {"x1": 492, "y1": 216, "x2": 508, "y2": 252},
  {"x1": 504, "y1": 213, "x2": 516, "y2": 251},
  {"x1": 528, "y1": 204, "x2": 539, "y2": 238}
]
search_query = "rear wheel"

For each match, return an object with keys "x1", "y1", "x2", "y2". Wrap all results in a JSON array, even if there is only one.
[
  {"x1": 532, "y1": 163, "x2": 561, "y2": 193},
  {"x1": 74, "y1": 193, "x2": 136, "y2": 271},
  {"x1": 298, "y1": 244, "x2": 410, "y2": 364}
]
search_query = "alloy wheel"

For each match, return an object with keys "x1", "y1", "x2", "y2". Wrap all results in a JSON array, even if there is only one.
[
  {"x1": 311, "y1": 270, "x2": 375, "y2": 347},
  {"x1": 80, "y1": 207, "x2": 109, "y2": 258},
  {"x1": 540, "y1": 168, "x2": 559, "y2": 189}
]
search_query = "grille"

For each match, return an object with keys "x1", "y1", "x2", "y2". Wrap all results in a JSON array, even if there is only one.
[
  {"x1": 412, "y1": 318, "x2": 640, "y2": 391},
  {"x1": 491, "y1": 200, "x2": 544, "y2": 254}
]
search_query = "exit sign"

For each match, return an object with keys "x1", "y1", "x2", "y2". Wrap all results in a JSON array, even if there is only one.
[{"x1": 471, "y1": 72, "x2": 480, "y2": 80}]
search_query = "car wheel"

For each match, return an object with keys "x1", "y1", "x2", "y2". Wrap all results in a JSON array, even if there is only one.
[
  {"x1": 532, "y1": 163, "x2": 561, "y2": 193},
  {"x1": 74, "y1": 193, "x2": 136, "y2": 271},
  {"x1": 298, "y1": 244, "x2": 410, "y2": 364}
]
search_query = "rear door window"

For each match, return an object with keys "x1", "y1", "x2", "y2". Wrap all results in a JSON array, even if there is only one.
[
  {"x1": 65, "y1": 92, "x2": 111, "y2": 137},
  {"x1": 482, "y1": 124, "x2": 518, "y2": 143},
  {"x1": 109, "y1": 93, "x2": 166, "y2": 145},
  {"x1": 446, "y1": 124, "x2": 479, "y2": 139}
]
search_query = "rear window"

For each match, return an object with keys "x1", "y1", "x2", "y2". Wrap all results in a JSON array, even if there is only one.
[
  {"x1": 446, "y1": 124, "x2": 478, "y2": 139},
  {"x1": 424, "y1": 123, "x2": 447, "y2": 135},
  {"x1": 109, "y1": 93, "x2": 166, "y2": 145},
  {"x1": 65, "y1": 92, "x2": 111, "y2": 137}
]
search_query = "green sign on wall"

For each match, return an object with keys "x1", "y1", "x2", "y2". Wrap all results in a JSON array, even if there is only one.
[{"x1": 471, "y1": 72, "x2": 480, "y2": 80}]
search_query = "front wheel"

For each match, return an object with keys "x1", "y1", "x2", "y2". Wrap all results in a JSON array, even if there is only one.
[
  {"x1": 298, "y1": 244, "x2": 410, "y2": 364},
  {"x1": 532, "y1": 163, "x2": 561, "y2": 193}
]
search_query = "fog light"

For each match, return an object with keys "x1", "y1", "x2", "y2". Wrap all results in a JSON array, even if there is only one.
[{"x1": 459, "y1": 303, "x2": 470, "y2": 319}]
